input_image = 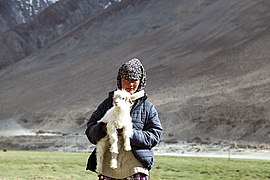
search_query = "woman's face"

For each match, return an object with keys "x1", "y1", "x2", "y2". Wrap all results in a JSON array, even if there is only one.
[{"x1": 121, "y1": 78, "x2": 140, "y2": 94}]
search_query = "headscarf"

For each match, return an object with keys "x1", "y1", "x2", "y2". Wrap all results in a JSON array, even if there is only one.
[{"x1": 117, "y1": 58, "x2": 146, "y2": 92}]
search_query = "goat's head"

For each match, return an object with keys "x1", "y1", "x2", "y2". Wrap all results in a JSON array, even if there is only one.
[{"x1": 113, "y1": 89, "x2": 132, "y2": 110}]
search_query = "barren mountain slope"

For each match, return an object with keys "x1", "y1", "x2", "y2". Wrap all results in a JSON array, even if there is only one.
[
  {"x1": 0, "y1": 0, "x2": 57, "y2": 34},
  {"x1": 0, "y1": 0, "x2": 120, "y2": 69},
  {"x1": 0, "y1": 0, "x2": 269, "y2": 146}
]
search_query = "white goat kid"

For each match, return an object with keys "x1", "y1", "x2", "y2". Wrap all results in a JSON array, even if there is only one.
[{"x1": 96, "y1": 89, "x2": 144, "y2": 171}]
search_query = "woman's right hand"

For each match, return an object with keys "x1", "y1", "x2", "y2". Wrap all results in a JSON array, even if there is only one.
[{"x1": 101, "y1": 123, "x2": 107, "y2": 132}]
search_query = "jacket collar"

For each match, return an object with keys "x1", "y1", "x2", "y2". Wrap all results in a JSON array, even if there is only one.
[{"x1": 108, "y1": 89, "x2": 147, "y2": 111}]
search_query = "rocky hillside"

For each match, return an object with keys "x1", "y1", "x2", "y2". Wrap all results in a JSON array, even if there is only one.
[
  {"x1": 0, "y1": 0, "x2": 121, "y2": 69},
  {"x1": 0, "y1": 0, "x2": 270, "y2": 150},
  {"x1": 0, "y1": 0, "x2": 58, "y2": 34}
]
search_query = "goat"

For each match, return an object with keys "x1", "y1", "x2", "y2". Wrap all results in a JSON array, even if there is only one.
[{"x1": 96, "y1": 89, "x2": 144, "y2": 171}]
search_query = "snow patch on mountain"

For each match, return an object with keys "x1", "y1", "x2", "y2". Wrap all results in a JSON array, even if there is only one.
[
  {"x1": 15, "y1": 0, "x2": 57, "y2": 17},
  {"x1": 99, "y1": 0, "x2": 121, "y2": 9}
]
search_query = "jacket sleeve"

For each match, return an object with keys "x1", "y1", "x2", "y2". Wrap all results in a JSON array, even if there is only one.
[
  {"x1": 85, "y1": 99, "x2": 110, "y2": 145},
  {"x1": 130, "y1": 103, "x2": 163, "y2": 149}
]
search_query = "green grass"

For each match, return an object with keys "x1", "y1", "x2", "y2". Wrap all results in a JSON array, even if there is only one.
[
  {"x1": 151, "y1": 156, "x2": 270, "y2": 180},
  {"x1": 0, "y1": 150, "x2": 93, "y2": 179},
  {"x1": 0, "y1": 151, "x2": 269, "y2": 180}
]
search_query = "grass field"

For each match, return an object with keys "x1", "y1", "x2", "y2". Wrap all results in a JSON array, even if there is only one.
[{"x1": 0, "y1": 151, "x2": 270, "y2": 179}]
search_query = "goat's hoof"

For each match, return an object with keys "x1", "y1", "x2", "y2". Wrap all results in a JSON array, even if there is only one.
[
  {"x1": 111, "y1": 165, "x2": 117, "y2": 169},
  {"x1": 110, "y1": 159, "x2": 117, "y2": 169},
  {"x1": 110, "y1": 150, "x2": 119, "y2": 154},
  {"x1": 110, "y1": 148, "x2": 119, "y2": 154},
  {"x1": 124, "y1": 146, "x2": 132, "y2": 151}
]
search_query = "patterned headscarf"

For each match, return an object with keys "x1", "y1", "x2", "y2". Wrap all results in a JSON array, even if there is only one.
[{"x1": 117, "y1": 58, "x2": 146, "y2": 92}]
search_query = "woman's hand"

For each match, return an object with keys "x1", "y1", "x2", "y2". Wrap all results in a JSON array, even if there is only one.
[
  {"x1": 101, "y1": 123, "x2": 107, "y2": 132},
  {"x1": 101, "y1": 122, "x2": 123, "y2": 135},
  {"x1": 117, "y1": 128, "x2": 123, "y2": 136}
]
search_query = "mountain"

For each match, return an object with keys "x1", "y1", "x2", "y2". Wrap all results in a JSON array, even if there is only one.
[
  {"x1": 0, "y1": 0, "x2": 59, "y2": 68},
  {"x1": 0, "y1": 0, "x2": 58, "y2": 34},
  {"x1": 0, "y1": 0, "x2": 121, "y2": 69},
  {"x1": 0, "y1": 0, "x2": 270, "y2": 150}
]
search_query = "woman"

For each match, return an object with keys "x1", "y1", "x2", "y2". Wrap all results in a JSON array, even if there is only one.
[{"x1": 85, "y1": 58, "x2": 163, "y2": 179}]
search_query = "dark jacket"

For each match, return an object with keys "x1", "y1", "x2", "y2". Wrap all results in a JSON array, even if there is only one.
[{"x1": 85, "y1": 90, "x2": 163, "y2": 170}]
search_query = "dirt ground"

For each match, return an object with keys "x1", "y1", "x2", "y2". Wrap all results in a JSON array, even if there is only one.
[{"x1": 1, "y1": 134, "x2": 269, "y2": 161}]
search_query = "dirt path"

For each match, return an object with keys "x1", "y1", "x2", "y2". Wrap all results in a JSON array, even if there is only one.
[{"x1": 154, "y1": 142, "x2": 270, "y2": 160}]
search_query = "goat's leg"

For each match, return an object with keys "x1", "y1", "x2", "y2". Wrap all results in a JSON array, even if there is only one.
[
  {"x1": 123, "y1": 123, "x2": 132, "y2": 151},
  {"x1": 96, "y1": 137, "x2": 107, "y2": 172},
  {"x1": 123, "y1": 129, "x2": 132, "y2": 151},
  {"x1": 123, "y1": 137, "x2": 131, "y2": 151},
  {"x1": 108, "y1": 128, "x2": 119, "y2": 154},
  {"x1": 110, "y1": 152, "x2": 118, "y2": 169}
]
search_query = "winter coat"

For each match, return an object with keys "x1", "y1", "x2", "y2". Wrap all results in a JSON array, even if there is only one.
[{"x1": 85, "y1": 90, "x2": 163, "y2": 170}]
